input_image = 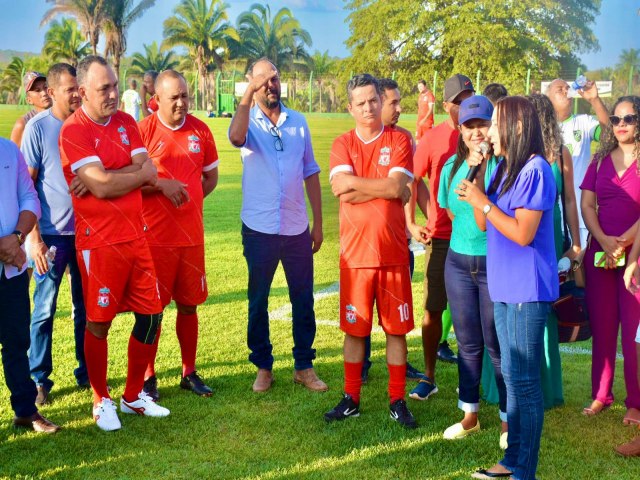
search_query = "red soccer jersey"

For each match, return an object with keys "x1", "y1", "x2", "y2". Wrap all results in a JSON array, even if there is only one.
[
  {"x1": 413, "y1": 121, "x2": 458, "y2": 240},
  {"x1": 417, "y1": 91, "x2": 435, "y2": 129},
  {"x1": 330, "y1": 126, "x2": 413, "y2": 269},
  {"x1": 139, "y1": 113, "x2": 219, "y2": 247},
  {"x1": 147, "y1": 96, "x2": 158, "y2": 113},
  {"x1": 59, "y1": 108, "x2": 147, "y2": 249}
]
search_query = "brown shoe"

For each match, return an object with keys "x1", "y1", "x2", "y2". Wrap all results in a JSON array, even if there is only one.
[
  {"x1": 615, "y1": 436, "x2": 640, "y2": 457},
  {"x1": 252, "y1": 368, "x2": 274, "y2": 392},
  {"x1": 293, "y1": 368, "x2": 328, "y2": 392},
  {"x1": 13, "y1": 412, "x2": 60, "y2": 434},
  {"x1": 35, "y1": 385, "x2": 49, "y2": 406}
]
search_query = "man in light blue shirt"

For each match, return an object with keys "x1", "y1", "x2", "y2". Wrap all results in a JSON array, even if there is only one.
[
  {"x1": 0, "y1": 137, "x2": 60, "y2": 433},
  {"x1": 229, "y1": 58, "x2": 326, "y2": 393},
  {"x1": 22, "y1": 63, "x2": 88, "y2": 404}
]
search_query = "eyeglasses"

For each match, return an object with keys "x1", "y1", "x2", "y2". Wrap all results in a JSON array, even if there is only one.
[
  {"x1": 269, "y1": 125, "x2": 283, "y2": 151},
  {"x1": 609, "y1": 114, "x2": 638, "y2": 126}
]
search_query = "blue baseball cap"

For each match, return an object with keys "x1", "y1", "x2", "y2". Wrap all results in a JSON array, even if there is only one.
[{"x1": 458, "y1": 95, "x2": 493, "y2": 126}]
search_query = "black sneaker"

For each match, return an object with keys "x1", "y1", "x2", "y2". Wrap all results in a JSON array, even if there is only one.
[
  {"x1": 180, "y1": 371, "x2": 213, "y2": 397},
  {"x1": 437, "y1": 341, "x2": 458, "y2": 364},
  {"x1": 143, "y1": 375, "x2": 160, "y2": 402},
  {"x1": 389, "y1": 399, "x2": 417, "y2": 429},
  {"x1": 405, "y1": 362, "x2": 423, "y2": 381},
  {"x1": 324, "y1": 394, "x2": 360, "y2": 422}
]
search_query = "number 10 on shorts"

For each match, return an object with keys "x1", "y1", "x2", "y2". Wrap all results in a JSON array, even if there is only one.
[{"x1": 397, "y1": 303, "x2": 410, "y2": 322}]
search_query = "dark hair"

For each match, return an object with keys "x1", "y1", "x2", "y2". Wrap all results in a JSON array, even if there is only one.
[
  {"x1": 487, "y1": 96, "x2": 545, "y2": 197},
  {"x1": 418, "y1": 79, "x2": 427, "y2": 87},
  {"x1": 594, "y1": 95, "x2": 640, "y2": 168},
  {"x1": 144, "y1": 70, "x2": 158, "y2": 81},
  {"x1": 448, "y1": 119, "x2": 492, "y2": 187},
  {"x1": 347, "y1": 74, "x2": 381, "y2": 102},
  {"x1": 379, "y1": 78, "x2": 398, "y2": 97},
  {"x1": 47, "y1": 63, "x2": 76, "y2": 89},
  {"x1": 247, "y1": 57, "x2": 276, "y2": 76},
  {"x1": 527, "y1": 94, "x2": 562, "y2": 165},
  {"x1": 76, "y1": 55, "x2": 108, "y2": 87},
  {"x1": 482, "y1": 83, "x2": 508, "y2": 105}
]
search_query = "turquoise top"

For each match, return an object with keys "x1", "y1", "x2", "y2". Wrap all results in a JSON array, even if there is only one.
[{"x1": 438, "y1": 154, "x2": 498, "y2": 256}]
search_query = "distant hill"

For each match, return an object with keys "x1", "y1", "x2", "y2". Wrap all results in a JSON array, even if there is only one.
[{"x1": 0, "y1": 49, "x2": 38, "y2": 65}]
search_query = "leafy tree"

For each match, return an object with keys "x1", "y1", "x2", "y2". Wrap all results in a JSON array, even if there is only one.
[
  {"x1": 1, "y1": 56, "x2": 24, "y2": 101},
  {"x1": 42, "y1": 18, "x2": 91, "y2": 67},
  {"x1": 308, "y1": 50, "x2": 337, "y2": 112},
  {"x1": 129, "y1": 41, "x2": 180, "y2": 75}
]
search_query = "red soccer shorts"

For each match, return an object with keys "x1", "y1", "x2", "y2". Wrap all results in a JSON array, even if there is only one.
[
  {"x1": 148, "y1": 244, "x2": 208, "y2": 308},
  {"x1": 77, "y1": 236, "x2": 162, "y2": 322},
  {"x1": 339, "y1": 265, "x2": 414, "y2": 337}
]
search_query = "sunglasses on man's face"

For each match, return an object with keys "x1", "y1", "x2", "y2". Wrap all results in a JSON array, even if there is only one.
[{"x1": 609, "y1": 114, "x2": 638, "y2": 126}]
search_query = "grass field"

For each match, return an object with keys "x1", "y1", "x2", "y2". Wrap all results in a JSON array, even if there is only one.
[{"x1": 0, "y1": 104, "x2": 638, "y2": 479}]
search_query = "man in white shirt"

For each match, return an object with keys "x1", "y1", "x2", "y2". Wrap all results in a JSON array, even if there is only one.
[{"x1": 120, "y1": 78, "x2": 142, "y2": 121}]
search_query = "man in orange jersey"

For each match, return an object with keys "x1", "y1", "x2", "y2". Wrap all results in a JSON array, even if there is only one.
[
  {"x1": 59, "y1": 56, "x2": 170, "y2": 432},
  {"x1": 325, "y1": 74, "x2": 417, "y2": 428},
  {"x1": 416, "y1": 79, "x2": 434, "y2": 141},
  {"x1": 138, "y1": 70, "x2": 219, "y2": 400}
]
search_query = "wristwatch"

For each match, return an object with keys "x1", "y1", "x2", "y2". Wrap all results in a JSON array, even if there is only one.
[
  {"x1": 13, "y1": 230, "x2": 25, "y2": 245},
  {"x1": 482, "y1": 203, "x2": 493, "y2": 217}
]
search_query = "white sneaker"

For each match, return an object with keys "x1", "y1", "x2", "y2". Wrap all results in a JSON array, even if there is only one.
[
  {"x1": 93, "y1": 397, "x2": 121, "y2": 431},
  {"x1": 120, "y1": 391, "x2": 170, "y2": 417}
]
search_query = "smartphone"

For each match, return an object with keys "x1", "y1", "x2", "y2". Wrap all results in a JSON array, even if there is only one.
[{"x1": 594, "y1": 251, "x2": 625, "y2": 268}]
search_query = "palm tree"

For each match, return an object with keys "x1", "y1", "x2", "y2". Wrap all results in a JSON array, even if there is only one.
[
  {"x1": 1, "y1": 57, "x2": 25, "y2": 104},
  {"x1": 163, "y1": 0, "x2": 238, "y2": 110},
  {"x1": 42, "y1": 18, "x2": 91, "y2": 67},
  {"x1": 103, "y1": 0, "x2": 156, "y2": 80},
  {"x1": 231, "y1": 3, "x2": 312, "y2": 71},
  {"x1": 308, "y1": 50, "x2": 336, "y2": 112},
  {"x1": 129, "y1": 41, "x2": 180, "y2": 75},
  {"x1": 41, "y1": 0, "x2": 109, "y2": 56}
]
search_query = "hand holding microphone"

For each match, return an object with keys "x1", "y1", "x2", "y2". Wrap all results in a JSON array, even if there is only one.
[{"x1": 465, "y1": 141, "x2": 491, "y2": 182}]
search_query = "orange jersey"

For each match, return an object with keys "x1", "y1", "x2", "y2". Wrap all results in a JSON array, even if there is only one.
[
  {"x1": 329, "y1": 126, "x2": 413, "y2": 268},
  {"x1": 59, "y1": 108, "x2": 147, "y2": 249},
  {"x1": 138, "y1": 113, "x2": 219, "y2": 247},
  {"x1": 417, "y1": 90, "x2": 435, "y2": 129}
]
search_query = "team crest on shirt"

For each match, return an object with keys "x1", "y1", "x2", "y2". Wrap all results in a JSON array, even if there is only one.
[
  {"x1": 118, "y1": 126, "x2": 130, "y2": 145},
  {"x1": 573, "y1": 130, "x2": 582, "y2": 142},
  {"x1": 378, "y1": 146, "x2": 391, "y2": 166},
  {"x1": 345, "y1": 304, "x2": 357, "y2": 324},
  {"x1": 97, "y1": 287, "x2": 110, "y2": 308},
  {"x1": 188, "y1": 135, "x2": 201, "y2": 153}
]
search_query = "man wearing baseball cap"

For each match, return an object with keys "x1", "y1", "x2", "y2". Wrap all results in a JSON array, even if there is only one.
[
  {"x1": 407, "y1": 74, "x2": 475, "y2": 401},
  {"x1": 10, "y1": 72, "x2": 52, "y2": 147}
]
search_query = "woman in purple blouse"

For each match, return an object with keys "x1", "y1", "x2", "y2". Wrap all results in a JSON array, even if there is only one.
[
  {"x1": 458, "y1": 96, "x2": 558, "y2": 480},
  {"x1": 580, "y1": 95, "x2": 640, "y2": 424}
]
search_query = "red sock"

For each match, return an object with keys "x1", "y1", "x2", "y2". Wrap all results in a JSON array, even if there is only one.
[
  {"x1": 84, "y1": 329, "x2": 109, "y2": 404},
  {"x1": 388, "y1": 363, "x2": 407, "y2": 403},
  {"x1": 123, "y1": 335, "x2": 154, "y2": 402},
  {"x1": 176, "y1": 312, "x2": 198, "y2": 377},
  {"x1": 144, "y1": 324, "x2": 162, "y2": 380},
  {"x1": 344, "y1": 361, "x2": 363, "y2": 404}
]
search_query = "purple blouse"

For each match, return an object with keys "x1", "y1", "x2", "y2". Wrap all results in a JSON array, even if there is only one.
[{"x1": 487, "y1": 155, "x2": 559, "y2": 303}]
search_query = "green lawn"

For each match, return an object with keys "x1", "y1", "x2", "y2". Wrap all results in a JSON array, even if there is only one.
[{"x1": 0, "y1": 105, "x2": 638, "y2": 479}]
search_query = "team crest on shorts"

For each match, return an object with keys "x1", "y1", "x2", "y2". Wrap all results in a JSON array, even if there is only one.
[
  {"x1": 118, "y1": 126, "x2": 130, "y2": 145},
  {"x1": 97, "y1": 287, "x2": 110, "y2": 308},
  {"x1": 378, "y1": 146, "x2": 391, "y2": 166},
  {"x1": 345, "y1": 304, "x2": 357, "y2": 324},
  {"x1": 573, "y1": 130, "x2": 582, "y2": 143},
  {"x1": 188, "y1": 135, "x2": 201, "y2": 153}
]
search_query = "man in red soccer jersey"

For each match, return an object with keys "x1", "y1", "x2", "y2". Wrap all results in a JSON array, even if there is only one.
[
  {"x1": 138, "y1": 70, "x2": 218, "y2": 400},
  {"x1": 416, "y1": 79, "x2": 435, "y2": 141},
  {"x1": 140, "y1": 70, "x2": 159, "y2": 118},
  {"x1": 59, "y1": 56, "x2": 170, "y2": 432},
  {"x1": 325, "y1": 74, "x2": 417, "y2": 428}
]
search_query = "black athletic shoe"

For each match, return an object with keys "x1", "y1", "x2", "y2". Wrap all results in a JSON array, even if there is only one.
[
  {"x1": 390, "y1": 399, "x2": 417, "y2": 429},
  {"x1": 180, "y1": 371, "x2": 213, "y2": 397},
  {"x1": 361, "y1": 364, "x2": 370, "y2": 384},
  {"x1": 405, "y1": 362, "x2": 423, "y2": 381},
  {"x1": 437, "y1": 341, "x2": 458, "y2": 364},
  {"x1": 324, "y1": 394, "x2": 360, "y2": 422},
  {"x1": 143, "y1": 375, "x2": 160, "y2": 402}
]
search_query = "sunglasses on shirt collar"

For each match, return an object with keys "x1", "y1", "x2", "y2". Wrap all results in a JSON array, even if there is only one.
[
  {"x1": 609, "y1": 114, "x2": 638, "y2": 126},
  {"x1": 269, "y1": 125, "x2": 284, "y2": 151}
]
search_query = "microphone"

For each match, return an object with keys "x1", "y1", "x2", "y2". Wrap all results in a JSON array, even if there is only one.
[{"x1": 465, "y1": 141, "x2": 491, "y2": 182}]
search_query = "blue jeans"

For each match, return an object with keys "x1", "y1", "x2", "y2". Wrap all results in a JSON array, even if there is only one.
[
  {"x1": 242, "y1": 224, "x2": 316, "y2": 371},
  {"x1": 29, "y1": 235, "x2": 87, "y2": 389},
  {"x1": 495, "y1": 301, "x2": 551, "y2": 480},
  {"x1": 445, "y1": 250, "x2": 506, "y2": 418},
  {"x1": 0, "y1": 270, "x2": 37, "y2": 417}
]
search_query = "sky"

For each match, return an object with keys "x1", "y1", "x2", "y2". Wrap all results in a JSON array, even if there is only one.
[{"x1": 0, "y1": 0, "x2": 637, "y2": 72}]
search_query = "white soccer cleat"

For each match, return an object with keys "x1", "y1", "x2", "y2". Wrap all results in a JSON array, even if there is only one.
[
  {"x1": 93, "y1": 397, "x2": 122, "y2": 432},
  {"x1": 120, "y1": 391, "x2": 170, "y2": 417}
]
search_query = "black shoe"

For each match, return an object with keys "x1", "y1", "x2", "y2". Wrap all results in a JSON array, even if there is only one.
[
  {"x1": 389, "y1": 399, "x2": 417, "y2": 428},
  {"x1": 437, "y1": 341, "x2": 458, "y2": 364},
  {"x1": 35, "y1": 386, "x2": 50, "y2": 406},
  {"x1": 180, "y1": 371, "x2": 213, "y2": 397},
  {"x1": 77, "y1": 381, "x2": 91, "y2": 391},
  {"x1": 361, "y1": 364, "x2": 370, "y2": 384},
  {"x1": 324, "y1": 394, "x2": 360, "y2": 422},
  {"x1": 143, "y1": 375, "x2": 160, "y2": 402},
  {"x1": 405, "y1": 362, "x2": 423, "y2": 381}
]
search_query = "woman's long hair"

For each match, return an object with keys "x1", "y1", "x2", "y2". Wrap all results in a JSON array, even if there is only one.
[
  {"x1": 593, "y1": 95, "x2": 640, "y2": 167},
  {"x1": 527, "y1": 94, "x2": 562, "y2": 165},
  {"x1": 487, "y1": 96, "x2": 546, "y2": 197},
  {"x1": 447, "y1": 133, "x2": 471, "y2": 188}
]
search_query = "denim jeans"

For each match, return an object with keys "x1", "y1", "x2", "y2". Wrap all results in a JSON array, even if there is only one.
[
  {"x1": 495, "y1": 301, "x2": 551, "y2": 480},
  {"x1": 242, "y1": 224, "x2": 316, "y2": 371},
  {"x1": 0, "y1": 270, "x2": 37, "y2": 417},
  {"x1": 445, "y1": 250, "x2": 506, "y2": 418},
  {"x1": 29, "y1": 235, "x2": 87, "y2": 389}
]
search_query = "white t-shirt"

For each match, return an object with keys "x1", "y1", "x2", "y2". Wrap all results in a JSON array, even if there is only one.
[{"x1": 121, "y1": 89, "x2": 142, "y2": 121}]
